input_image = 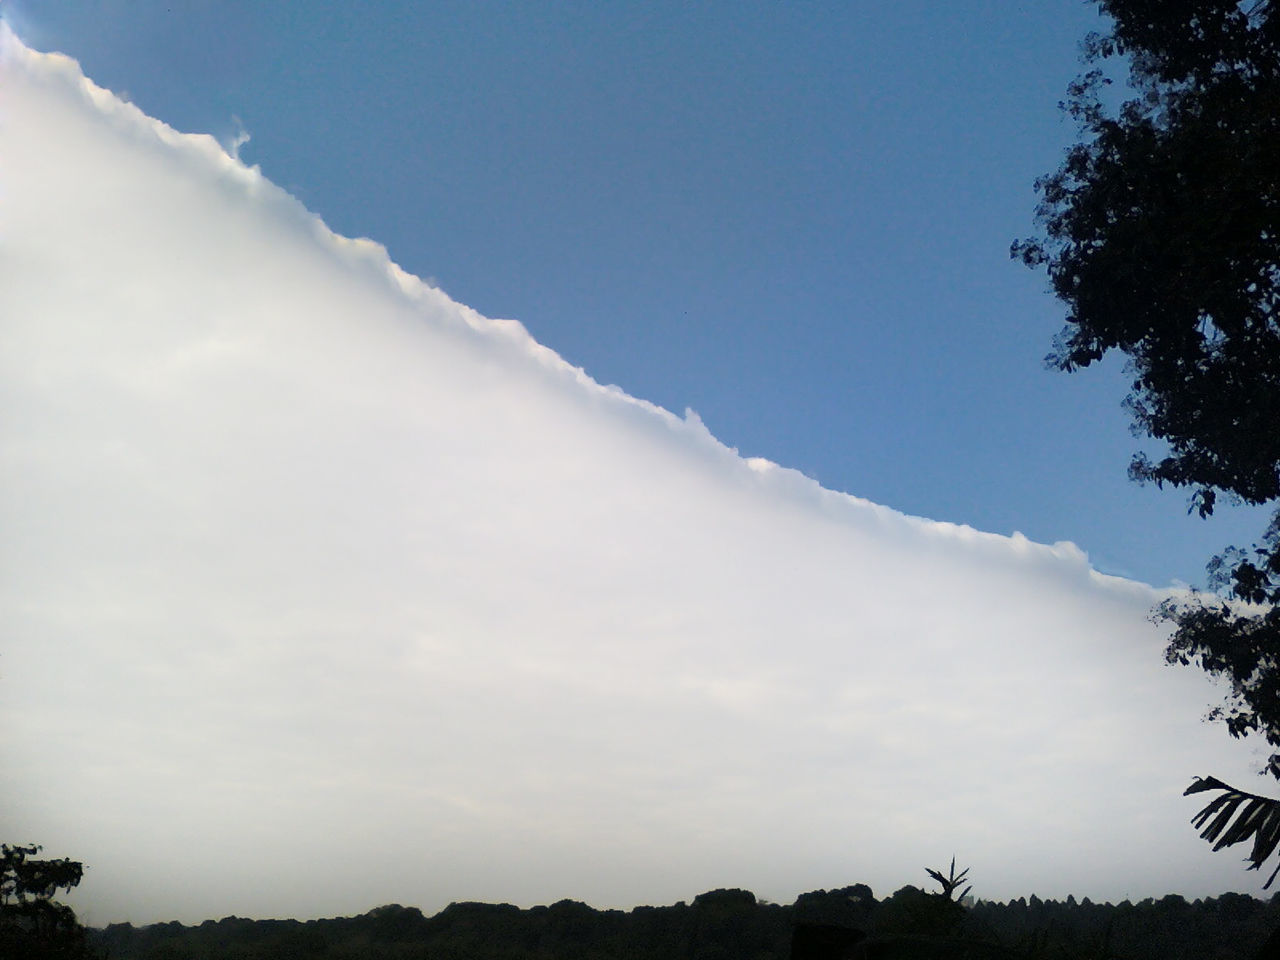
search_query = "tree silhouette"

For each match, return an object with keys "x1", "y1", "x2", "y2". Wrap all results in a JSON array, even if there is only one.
[
  {"x1": 1015, "y1": 0, "x2": 1280, "y2": 884},
  {"x1": 0, "y1": 843, "x2": 94, "y2": 959}
]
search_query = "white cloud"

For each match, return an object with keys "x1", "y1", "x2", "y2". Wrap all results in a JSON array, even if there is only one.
[{"x1": 0, "y1": 24, "x2": 1265, "y2": 924}]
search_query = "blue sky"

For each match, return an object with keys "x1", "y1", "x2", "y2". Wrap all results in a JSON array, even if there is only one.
[{"x1": 11, "y1": 0, "x2": 1270, "y2": 587}]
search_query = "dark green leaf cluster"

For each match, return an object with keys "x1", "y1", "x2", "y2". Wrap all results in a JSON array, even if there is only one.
[
  {"x1": 1016, "y1": 0, "x2": 1280, "y2": 517},
  {"x1": 1, "y1": 843, "x2": 95, "y2": 960},
  {"x1": 1016, "y1": 0, "x2": 1280, "y2": 879}
]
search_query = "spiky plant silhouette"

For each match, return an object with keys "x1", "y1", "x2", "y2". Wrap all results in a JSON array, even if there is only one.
[
  {"x1": 1186, "y1": 776, "x2": 1280, "y2": 887},
  {"x1": 925, "y1": 856, "x2": 971, "y2": 902}
]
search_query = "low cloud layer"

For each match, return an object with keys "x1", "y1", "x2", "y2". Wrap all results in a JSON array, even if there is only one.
[{"x1": 0, "y1": 27, "x2": 1264, "y2": 923}]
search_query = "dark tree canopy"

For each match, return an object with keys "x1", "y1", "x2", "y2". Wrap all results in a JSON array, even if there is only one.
[
  {"x1": 1015, "y1": 0, "x2": 1280, "y2": 880},
  {"x1": 83, "y1": 890, "x2": 1280, "y2": 960},
  {"x1": 0, "y1": 844, "x2": 93, "y2": 960}
]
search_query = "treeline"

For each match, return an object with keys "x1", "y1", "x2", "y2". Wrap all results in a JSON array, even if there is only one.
[{"x1": 89, "y1": 885, "x2": 1280, "y2": 960}]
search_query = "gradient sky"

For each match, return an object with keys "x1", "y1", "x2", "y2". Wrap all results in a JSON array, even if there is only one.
[
  {"x1": 1, "y1": 1, "x2": 1274, "y2": 926},
  {"x1": 7, "y1": 0, "x2": 1271, "y2": 589}
]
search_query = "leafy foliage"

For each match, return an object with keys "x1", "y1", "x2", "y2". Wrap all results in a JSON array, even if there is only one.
[
  {"x1": 1015, "y1": 0, "x2": 1280, "y2": 882},
  {"x1": 0, "y1": 843, "x2": 94, "y2": 959},
  {"x1": 1187, "y1": 775, "x2": 1280, "y2": 887}
]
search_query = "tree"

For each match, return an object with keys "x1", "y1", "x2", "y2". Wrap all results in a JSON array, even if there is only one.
[
  {"x1": 1014, "y1": 0, "x2": 1280, "y2": 884},
  {"x1": 0, "y1": 843, "x2": 94, "y2": 959}
]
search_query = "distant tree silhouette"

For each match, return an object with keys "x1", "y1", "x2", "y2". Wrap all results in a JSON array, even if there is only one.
[
  {"x1": 0, "y1": 843, "x2": 94, "y2": 959},
  {"x1": 875, "y1": 885, "x2": 966, "y2": 940},
  {"x1": 84, "y1": 887, "x2": 1280, "y2": 960},
  {"x1": 1015, "y1": 0, "x2": 1280, "y2": 885},
  {"x1": 789, "y1": 922, "x2": 865, "y2": 960}
]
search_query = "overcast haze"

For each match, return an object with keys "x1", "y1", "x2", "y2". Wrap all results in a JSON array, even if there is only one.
[{"x1": 0, "y1": 7, "x2": 1271, "y2": 926}]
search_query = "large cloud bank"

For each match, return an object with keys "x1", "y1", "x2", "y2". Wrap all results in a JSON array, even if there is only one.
[{"x1": 0, "y1": 27, "x2": 1265, "y2": 923}]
